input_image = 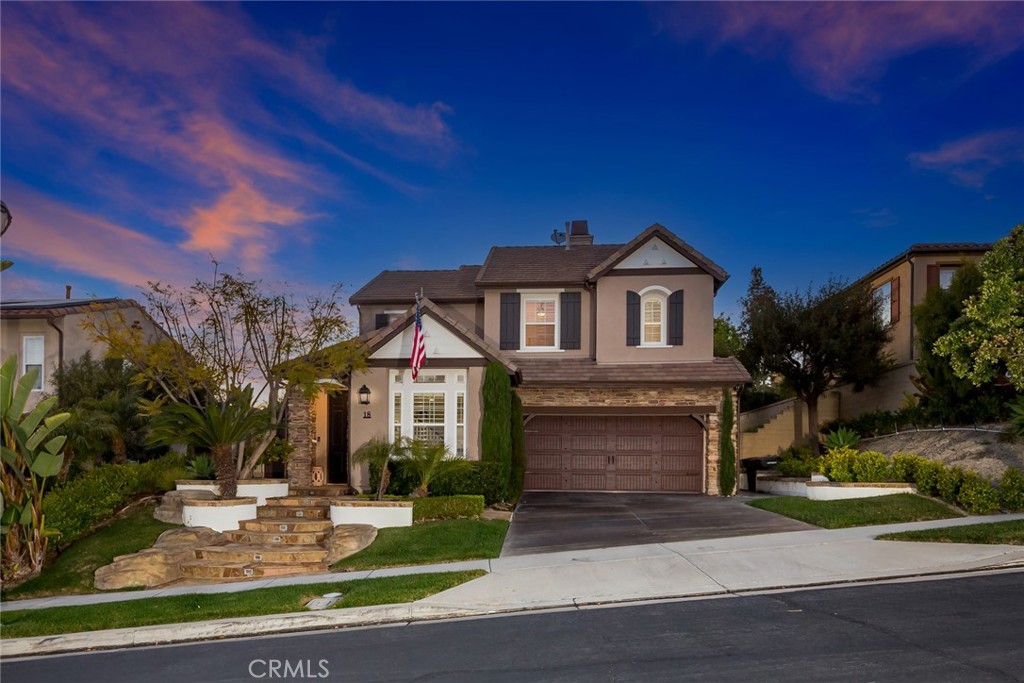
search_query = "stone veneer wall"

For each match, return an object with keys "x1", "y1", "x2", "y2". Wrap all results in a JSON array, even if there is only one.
[
  {"x1": 515, "y1": 385, "x2": 740, "y2": 496},
  {"x1": 286, "y1": 389, "x2": 314, "y2": 487}
]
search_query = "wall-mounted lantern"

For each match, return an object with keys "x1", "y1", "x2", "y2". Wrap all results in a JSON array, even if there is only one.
[{"x1": 358, "y1": 384, "x2": 371, "y2": 405}]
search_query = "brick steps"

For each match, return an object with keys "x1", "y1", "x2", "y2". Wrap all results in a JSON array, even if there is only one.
[
  {"x1": 179, "y1": 559, "x2": 328, "y2": 580},
  {"x1": 257, "y1": 505, "x2": 329, "y2": 520},
  {"x1": 240, "y1": 518, "x2": 334, "y2": 533},
  {"x1": 266, "y1": 496, "x2": 333, "y2": 507},
  {"x1": 290, "y1": 485, "x2": 352, "y2": 497},
  {"x1": 224, "y1": 529, "x2": 329, "y2": 545},
  {"x1": 195, "y1": 543, "x2": 328, "y2": 564}
]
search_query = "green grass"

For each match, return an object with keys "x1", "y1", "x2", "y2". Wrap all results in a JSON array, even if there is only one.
[
  {"x1": 333, "y1": 519, "x2": 508, "y2": 571},
  {"x1": 878, "y1": 520, "x2": 1024, "y2": 545},
  {"x1": 0, "y1": 570, "x2": 484, "y2": 639},
  {"x1": 748, "y1": 494, "x2": 963, "y2": 529},
  {"x1": 3, "y1": 506, "x2": 176, "y2": 601}
]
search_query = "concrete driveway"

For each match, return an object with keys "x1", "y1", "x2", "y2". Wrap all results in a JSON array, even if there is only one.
[{"x1": 501, "y1": 491, "x2": 816, "y2": 556}]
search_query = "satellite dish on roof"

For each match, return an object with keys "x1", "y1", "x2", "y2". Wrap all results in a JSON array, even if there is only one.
[{"x1": 550, "y1": 229, "x2": 566, "y2": 245}]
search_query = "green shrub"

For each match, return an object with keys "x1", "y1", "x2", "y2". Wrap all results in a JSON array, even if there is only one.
[
  {"x1": 718, "y1": 389, "x2": 737, "y2": 495},
  {"x1": 431, "y1": 461, "x2": 508, "y2": 505},
  {"x1": 44, "y1": 463, "x2": 146, "y2": 544},
  {"x1": 852, "y1": 450, "x2": 892, "y2": 483},
  {"x1": 777, "y1": 458, "x2": 816, "y2": 478},
  {"x1": 1010, "y1": 397, "x2": 1024, "y2": 439},
  {"x1": 913, "y1": 460, "x2": 944, "y2": 497},
  {"x1": 481, "y1": 361, "x2": 512, "y2": 474},
  {"x1": 999, "y1": 468, "x2": 1024, "y2": 511},
  {"x1": 368, "y1": 460, "x2": 418, "y2": 497},
  {"x1": 135, "y1": 453, "x2": 187, "y2": 493},
  {"x1": 823, "y1": 428, "x2": 860, "y2": 451},
  {"x1": 890, "y1": 452, "x2": 927, "y2": 484},
  {"x1": 413, "y1": 495, "x2": 485, "y2": 522},
  {"x1": 186, "y1": 455, "x2": 216, "y2": 480},
  {"x1": 956, "y1": 474, "x2": 1001, "y2": 514},
  {"x1": 937, "y1": 466, "x2": 967, "y2": 505},
  {"x1": 509, "y1": 393, "x2": 525, "y2": 502},
  {"x1": 818, "y1": 446, "x2": 858, "y2": 482}
]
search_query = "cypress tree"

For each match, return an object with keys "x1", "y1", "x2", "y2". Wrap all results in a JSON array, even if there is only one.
[
  {"x1": 718, "y1": 389, "x2": 736, "y2": 496},
  {"x1": 481, "y1": 361, "x2": 512, "y2": 474},
  {"x1": 509, "y1": 392, "x2": 525, "y2": 500}
]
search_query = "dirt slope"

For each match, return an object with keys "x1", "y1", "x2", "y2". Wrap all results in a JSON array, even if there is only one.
[{"x1": 862, "y1": 426, "x2": 1023, "y2": 481}]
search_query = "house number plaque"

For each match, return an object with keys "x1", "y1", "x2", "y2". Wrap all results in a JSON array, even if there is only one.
[{"x1": 363, "y1": 411, "x2": 372, "y2": 419}]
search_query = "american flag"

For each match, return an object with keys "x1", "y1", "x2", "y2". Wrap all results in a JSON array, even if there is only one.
[{"x1": 410, "y1": 299, "x2": 427, "y2": 380}]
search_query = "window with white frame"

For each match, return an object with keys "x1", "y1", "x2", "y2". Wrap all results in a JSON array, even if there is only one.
[
  {"x1": 23, "y1": 336, "x2": 44, "y2": 391},
  {"x1": 938, "y1": 266, "x2": 959, "y2": 290},
  {"x1": 642, "y1": 294, "x2": 665, "y2": 345},
  {"x1": 873, "y1": 281, "x2": 892, "y2": 326},
  {"x1": 390, "y1": 369, "x2": 468, "y2": 457},
  {"x1": 523, "y1": 296, "x2": 557, "y2": 349}
]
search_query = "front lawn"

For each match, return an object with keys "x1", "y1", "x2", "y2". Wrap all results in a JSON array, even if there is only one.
[
  {"x1": 3, "y1": 506, "x2": 176, "y2": 601},
  {"x1": 332, "y1": 519, "x2": 508, "y2": 571},
  {"x1": 878, "y1": 520, "x2": 1024, "y2": 545},
  {"x1": 0, "y1": 570, "x2": 484, "y2": 639},
  {"x1": 748, "y1": 494, "x2": 964, "y2": 529}
]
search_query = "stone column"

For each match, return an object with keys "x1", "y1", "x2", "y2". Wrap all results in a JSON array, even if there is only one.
[{"x1": 286, "y1": 389, "x2": 314, "y2": 487}]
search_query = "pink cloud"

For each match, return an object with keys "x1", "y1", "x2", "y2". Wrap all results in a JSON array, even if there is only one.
[
  {"x1": 657, "y1": 2, "x2": 1024, "y2": 101},
  {"x1": 909, "y1": 129, "x2": 1024, "y2": 188}
]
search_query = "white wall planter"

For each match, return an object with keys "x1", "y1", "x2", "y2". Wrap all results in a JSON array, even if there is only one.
[
  {"x1": 806, "y1": 482, "x2": 917, "y2": 501},
  {"x1": 182, "y1": 498, "x2": 258, "y2": 532},
  {"x1": 236, "y1": 479, "x2": 289, "y2": 505},
  {"x1": 331, "y1": 500, "x2": 413, "y2": 528},
  {"x1": 755, "y1": 476, "x2": 809, "y2": 497},
  {"x1": 176, "y1": 480, "x2": 220, "y2": 496}
]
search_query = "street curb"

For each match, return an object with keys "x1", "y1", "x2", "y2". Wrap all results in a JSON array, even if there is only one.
[{"x1": 5, "y1": 563, "x2": 1024, "y2": 659}]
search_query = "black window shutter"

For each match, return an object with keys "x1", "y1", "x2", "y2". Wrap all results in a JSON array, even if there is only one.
[
  {"x1": 560, "y1": 292, "x2": 581, "y2": 350},
  {"x1": 668, "y1": 290, "x2": 684, "y2": 345},
  {"x1": 374, "y1": 313, "x2": 390, "y2": 330},
  {"x1": 626, "y1": 291, "x2": 641, "y2": 346},
  {"x1": 500, "y1": 293, "x2": 521, "y2": 350}
]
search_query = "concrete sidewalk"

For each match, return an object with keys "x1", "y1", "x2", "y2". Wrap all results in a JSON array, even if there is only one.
[{"x1": 4, "y1": 513, "x2": 1024, "y2": 657}]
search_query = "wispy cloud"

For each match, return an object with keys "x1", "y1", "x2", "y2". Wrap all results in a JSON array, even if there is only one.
[
  {"x1": 0, "y1": 3, "x2": 454, "y2": 281},
  {"x1": 656, "y1": 2, "x2": 1024, "y2": 102},
  {"x1": 909, "y1": 129, "x2": 1024, "y2": 188}
]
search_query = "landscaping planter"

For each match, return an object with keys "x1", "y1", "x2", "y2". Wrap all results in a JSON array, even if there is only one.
[
  {"x1": 236, "y1": 479, "x2": 289, "y2": 505},
  {"x1": 175, "y1": 480, "x2": 220, "y2": 496},
  {"x1": 755, "y1": 475, "x2": 809, "y2": 497},
  {"x1": 182, "y1": 497, "x2": 258, "y2": 532},
  {"x1": 330, "y1": 500, "x2": 413, "y2": 528},
  {"x1": 805, "y1": 481, "x2": 917, "y2": 501}
]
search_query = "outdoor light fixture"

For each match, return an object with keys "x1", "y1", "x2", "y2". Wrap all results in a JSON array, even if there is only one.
[{"x1": 358, "y1": 385, "x2": 371, "y2": 405}]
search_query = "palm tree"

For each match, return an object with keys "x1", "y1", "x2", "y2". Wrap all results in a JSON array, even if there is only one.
[
  {"x1": 396, "y1": 438, "x2": 471, "y2": 498},
  {"x1": 55, "y1": 404, "x2": 114, "y2": 481},
  {"x1": 352, "y1": 436, "x2": 404, "y2": 501},
  {"x1": 149, "y1": 386, "x2": 268, "y2": 498},
  {"x1": 95, "y1": 389, "x2": 148, "y2": 464}
]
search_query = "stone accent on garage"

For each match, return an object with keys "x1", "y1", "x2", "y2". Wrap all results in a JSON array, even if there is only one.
[{"x1": 515, "y1": 385, "x2": 740, "y2": 496}]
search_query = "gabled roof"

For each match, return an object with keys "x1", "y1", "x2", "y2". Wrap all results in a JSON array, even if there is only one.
[
  {"x1": 349, "y1": 266, "x2": 482, "y2": 304},
  {"x1": 475, "y1": 244, "x2": 621, "y2": 286},
  {"x1": 0, "y1": 297, "x2": 144, "y2": 319},
  {"x1": 857, "y1": 242, "x2": 991, "y2": 286},
  {"x1": 586, "y1": 224, "x2": 729, "y2": 291},
  {"x1": 360, "y1": 298, "x2": 519, "y2": 376}
]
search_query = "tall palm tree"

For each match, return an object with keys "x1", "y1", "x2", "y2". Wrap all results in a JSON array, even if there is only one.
[{"x1": 150, "y1": 386, "x2": 268, "y2": 498}]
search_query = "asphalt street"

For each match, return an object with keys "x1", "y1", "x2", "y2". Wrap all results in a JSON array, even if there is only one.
[{"x1": 4, "y1": 570, "x2": 1023, "y2": 683}]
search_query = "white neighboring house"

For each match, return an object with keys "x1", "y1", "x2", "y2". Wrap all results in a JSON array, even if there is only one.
[{"x1": 0, "y1": 297, "x2": 164, "y2": 411}]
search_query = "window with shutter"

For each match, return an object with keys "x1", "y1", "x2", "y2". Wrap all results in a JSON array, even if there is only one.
[
  {"x1": 668, "y1": 290, "x2": 684, "y2": 345},
  {"x1": 499, "y1": 293, "x2": 521, "y2": 350},
  {"x1": 626, "y1": 291, "x2": 641, "y2": 346},
  {"x1": 560, "y1": 292, "x2": 581, "y2": 350}
]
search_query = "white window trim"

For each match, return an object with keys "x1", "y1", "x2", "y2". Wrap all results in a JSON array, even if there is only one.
[
  {"x1": 22, "y1": 335, "x2": 45, "y2": 392},
  {"x1": 389, "y1": 369, "x2": 469, "y2": 458},
  {"x1": 873, "y1": 282, "x2": 892, "y2": 327},
  {"x1": 520, "y1": 291, "x2": 560, "y2": 351},
  {"x1": 638, "y1": 286, "x2": 671, "y2": 348}
]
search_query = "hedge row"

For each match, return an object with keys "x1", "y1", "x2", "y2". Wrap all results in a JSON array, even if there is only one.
[
  {"x1": 412, "y1": 495, "x2": 485, "y2": 522},
  {"x1": 818, "y1": 447, "x2": 1024, "y2": 515},
  {"x1": 370, "y1": 460, "x2": 509, "y2": 506},
  {"x1": 43, "y1": 453, "x2": 186, "y2": 544}
]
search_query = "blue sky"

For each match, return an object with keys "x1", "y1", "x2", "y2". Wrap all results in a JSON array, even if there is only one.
[{"x1": 2, "y1": 2, "x2": 1022, "y2": 321}]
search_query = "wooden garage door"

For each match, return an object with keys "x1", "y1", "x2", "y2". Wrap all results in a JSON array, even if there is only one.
[{"x1": 524, "y1": 415, "x2": 704, "y2": 492}]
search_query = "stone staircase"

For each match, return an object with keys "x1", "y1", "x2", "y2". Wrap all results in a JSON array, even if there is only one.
[{"x1": 179, "y1": 490, "x2": 345, "y2": 581}]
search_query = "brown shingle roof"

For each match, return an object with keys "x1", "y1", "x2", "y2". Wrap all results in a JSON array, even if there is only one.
[
  {"x1": 0, "y1": 298, "x2": 142, "y2": 319},
  {"x1": 475, "y1": 244, "x2": 622, "y2": 286},
  {"x1": 515, "y1": 357, "x2": 751, "y2": 386},
  {"x1": 349, "y1": 266, "x2": 482, "y2": 304},
  {"x1": 856, "y1": 242, "x2": 992, "y2": 287}
]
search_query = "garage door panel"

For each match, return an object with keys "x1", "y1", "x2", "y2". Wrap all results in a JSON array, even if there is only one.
[{"x1": 525, "y1": 414, "x2": 705, "y2": 492}]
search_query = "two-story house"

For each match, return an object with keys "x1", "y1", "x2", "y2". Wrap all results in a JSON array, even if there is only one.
[
  {"x1": 287, "y1": 222, "x2": 750, "y2": 495},
  {"x1": 0, "y1": 296, "x2": 164, "y2": 411}
]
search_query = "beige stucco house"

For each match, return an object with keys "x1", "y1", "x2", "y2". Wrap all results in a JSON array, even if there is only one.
[
  {"x1": 0, "y1": 297, "x2": 163, "y2": 410},
  {"x1": 287, "y1": 222, "x2": 750, "y2": 494},
  {"x1": 740, "y1": 242, "x2": 991, "y2": 458}
]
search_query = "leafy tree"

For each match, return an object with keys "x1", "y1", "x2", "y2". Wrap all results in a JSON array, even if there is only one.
[
  {"x1": 1, "y1": 356, "x2": 69, "y2": 581},
  {"x1": 718, "y1": 389, "x2": 736, "y2": 496},
  {"x1": 912, "y1": 263, "x2": 1011, "y2": 423},
  {"x1": 148, "y1": 386, "x2": 268, "y2": 498},
  {"x1": 50, "y1": 352, "x2": 137, "y2": 411},
  {"x1": 480, "y1": 361, "x2": 512, "y2": 477},
  {"x1": 741, "y1": 268, "x2": 891, "y2": 455},
  {"x1": 85, "y1": 266, "x2": 364, "y2": 480},
  {"x1": 935, "y1": 224, "x2": 1024, "y2": 391},
  {"x1": 509, "y1": 392, "x2": 525, "y2": 501},
  {"x1": 713, "y1": 316, "x2": 744, "y2": 358}
]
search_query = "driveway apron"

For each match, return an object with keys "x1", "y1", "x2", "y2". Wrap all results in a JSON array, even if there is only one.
[{"x1": 502, "y1": 491, "x2": 816, "y2": 556}]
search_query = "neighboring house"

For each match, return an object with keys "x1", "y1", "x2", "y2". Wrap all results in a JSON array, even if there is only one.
[
  {"x1": 0, "y1": 297, "x2": 163, "y2": 411},
  {"x1": 740, "y1": 243, "x2": 991, "y2": 458},
  {"x1": 288, "y1": 222, "x2": 750, "y2": 495}
]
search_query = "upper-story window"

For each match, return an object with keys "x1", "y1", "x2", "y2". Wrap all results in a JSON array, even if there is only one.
[
  {"x1": 23, "y1": 335, "x2": 44, "y2": 391},
  {"x1": 938, "y1": 266, "x2": 958, "y2": 290},
  {"x1": 641, "y1": 292, "x2": 667, "y2": 346},
  {"x1": 873, "y1": 280, "x2": 893, "y2": 326},
  {"x1": 523, "y1": 295, "x2": 558, "y2": 349}
]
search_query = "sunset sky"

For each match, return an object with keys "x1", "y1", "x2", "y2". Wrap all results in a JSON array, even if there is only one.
[{"x1": 2, "y1": 2, "x2": 1022, "y2": 320}]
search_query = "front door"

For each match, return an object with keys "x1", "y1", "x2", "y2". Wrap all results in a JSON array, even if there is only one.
[{"x1": 327, "y1": 393, "x2": 349, "y2": 484}]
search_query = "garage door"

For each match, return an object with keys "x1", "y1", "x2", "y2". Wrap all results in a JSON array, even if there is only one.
[{"x1": 524, "y1": 415, "x2": 704, "y2": 492}]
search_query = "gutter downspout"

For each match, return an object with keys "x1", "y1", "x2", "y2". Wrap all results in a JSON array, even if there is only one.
[
  {"x1": 46, "y1": 317, "x2": 64, "y2": 400},
  {"x1": 908, "y1": 257, "x2": 915, "y2": 361}
]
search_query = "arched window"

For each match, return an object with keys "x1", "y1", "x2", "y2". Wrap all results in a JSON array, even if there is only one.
[{"x1": 641, "y1": 291, "x2": 667, "y2": 346}]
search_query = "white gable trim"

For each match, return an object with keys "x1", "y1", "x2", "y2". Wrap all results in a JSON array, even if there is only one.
[
  {"x1": 370, "y1": 312, "x2": 484, "y2": 360},
  {"x1": 614, "y1": 236, "x2": 696, "y2": 270}
]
